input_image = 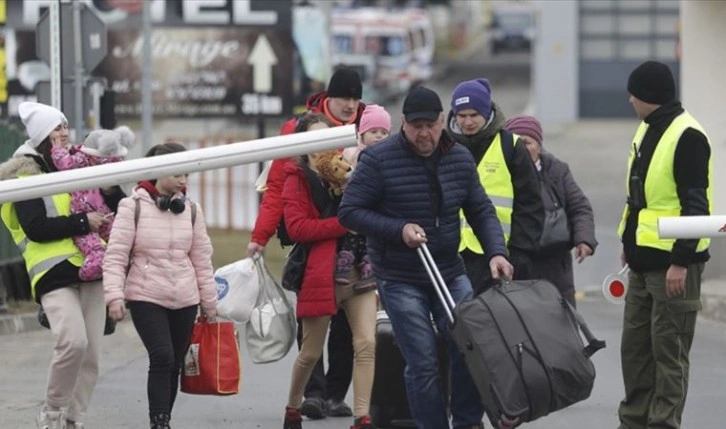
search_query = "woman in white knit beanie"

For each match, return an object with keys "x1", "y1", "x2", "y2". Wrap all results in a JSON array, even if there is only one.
[{"x1": 0, "y1": 102, "x2": 127, "y2": 429}]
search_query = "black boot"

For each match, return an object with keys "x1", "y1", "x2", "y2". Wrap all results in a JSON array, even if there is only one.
[{"x1": 150, "y1": 412, "x2": 171, "y2": 429}]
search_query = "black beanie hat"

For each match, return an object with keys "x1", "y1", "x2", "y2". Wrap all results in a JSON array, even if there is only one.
[
  {"x1": 327, "y1": 67, "x2": 362, "y2": 99},
  {"x1": 627, "y1": 61, "x2": 676, "y2": 105}
]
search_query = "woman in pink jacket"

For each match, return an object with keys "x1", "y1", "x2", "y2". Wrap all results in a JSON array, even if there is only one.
[{"x1": 103, "y1": 142, "x2": 218, "y2": 429}]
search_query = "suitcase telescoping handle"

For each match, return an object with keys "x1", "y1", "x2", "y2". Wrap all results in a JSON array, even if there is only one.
[{"x1": 416, "y1": 243, "x2": 456, "y2": 324}]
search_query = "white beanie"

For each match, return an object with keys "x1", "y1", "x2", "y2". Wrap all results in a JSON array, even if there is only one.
[{"x1": 18, "y1": 102, "x2": 67, "y2": 148}]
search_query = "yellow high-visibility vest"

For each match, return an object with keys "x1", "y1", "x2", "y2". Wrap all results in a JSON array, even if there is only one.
[
  {"x1": 459, "y1": 132, "x2": 516, "y2": 254},
  {"x1": 617, "y1": 111, "x2": 713, "y2": 252},
  {"x1": 1, "y1": 181, "x2": 84, "y2": 298}
]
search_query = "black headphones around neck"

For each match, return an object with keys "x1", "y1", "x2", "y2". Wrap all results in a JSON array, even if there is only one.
[{"x1": 154, "y1": 194, "x2": 186, "y2": 214}]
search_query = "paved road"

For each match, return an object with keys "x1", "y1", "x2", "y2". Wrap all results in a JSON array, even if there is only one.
[{"x1": 2, "y1": 297, "x2": 725, "y2": 429}]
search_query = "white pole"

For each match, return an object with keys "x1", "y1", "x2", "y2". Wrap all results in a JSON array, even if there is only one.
[
  {"x1": 72, "y1": 0, "x2": 84, "y2": 139},
  {"x1": 658, "y1": 216, "x2": 726, "y2": 239},
  {"x1": 49, "y1": 0, "x2": 62, "y2": 110},
  {"x1": 0, "y1": 125, "x2": 356, "y2": 204},
  {"x1": 141, "y1": 0, "x2": 153, "y2": 154}
]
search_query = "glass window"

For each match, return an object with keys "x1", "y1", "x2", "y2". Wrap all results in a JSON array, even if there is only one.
[
  {"x1": 581, "y1": 0, "x2": 616, "y2": 11},
  {"x1": 581, "y1": 14, "x2": 615, "y2": 35},
  {"x1": 655, "y1": 0, "x2": 679, "y2": 11},
  {"x1": 655, "y1": 15, "x2": 678, "y2": 35},
  {"x1": 655, "y1": 39, "x2": 677, "y2": 61},
  {"x1": 620, "y1": 40, "x2": 651, "y2": 59},
  {"x1": 333, "y1": 35, "x2": 354, "y2": 54},
  {"x1": 617, "y1": 15, "x2": 652, "y2": 35},
  {"x1": 581, "y1": 39, "x2": 616, "y2": 60},
  {"x1": 493, "y1": 11, "x2": 534, "y2": 30},
  {"x1": 365, "y1": 36, "x2": 407, "y2": 56},
  {"x1": 618, "y1": 0, "x2": 653, "y2": 10}
]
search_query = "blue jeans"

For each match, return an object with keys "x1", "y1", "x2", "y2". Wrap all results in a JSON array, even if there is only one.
[{"x1": 378, "y1": 274, "x2": 484, "y2": 429}]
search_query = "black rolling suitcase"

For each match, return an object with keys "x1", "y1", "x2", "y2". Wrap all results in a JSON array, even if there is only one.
[
  {"x1": 370, "y1": 310, "x2": 449, "y2": 428},
  {"x1": 416, "y1": 244, "x2": 606, "y2": 427}
]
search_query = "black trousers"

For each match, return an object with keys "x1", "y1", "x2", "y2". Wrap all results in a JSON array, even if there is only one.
[
  {"x1": 129, "y1": 301, "x2": 197, "y2": 415},
  {"x1": 298, "y1": 308, "x2": 353, "y2": 401}
]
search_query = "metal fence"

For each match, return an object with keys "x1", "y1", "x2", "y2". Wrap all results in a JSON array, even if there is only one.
[{"x1": 165, "y1": 133, "x2": 263, "y2": 231}]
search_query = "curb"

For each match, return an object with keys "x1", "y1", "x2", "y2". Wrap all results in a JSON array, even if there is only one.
[{"x1": 0, "y1": 312, "x2": 44, "y2": 335}]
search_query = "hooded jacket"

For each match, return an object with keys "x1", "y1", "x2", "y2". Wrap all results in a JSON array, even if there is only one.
[
  {"x1": 282, "y1": 162, "x2": 346, "y2": 317},
  {"x1": 447, "y1": 103, "x2": 544, "y2": 256},
  {"x1": 102, "y1": 187, "x2": 217, "y2": 314}
]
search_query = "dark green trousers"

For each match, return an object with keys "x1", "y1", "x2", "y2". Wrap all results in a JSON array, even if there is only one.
[{"x1": 618, "y1": 264, "x2": 703, "y2": 429}]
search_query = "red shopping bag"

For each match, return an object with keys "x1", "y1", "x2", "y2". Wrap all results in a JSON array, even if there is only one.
[{"x1": 181, "y1": 317, "x2": 241, "y2": 395}]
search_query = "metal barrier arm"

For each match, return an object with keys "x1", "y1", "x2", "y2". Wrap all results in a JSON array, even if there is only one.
[
  {"x1": 0, "y1": 125, "x2": 357, "y2": 204},
  {"x1": 658, "y1": 215, "x2": 726, "y2": 239}
]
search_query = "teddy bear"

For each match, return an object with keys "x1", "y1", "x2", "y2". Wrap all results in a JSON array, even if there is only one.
[
  {"x1": 50, "y1": 126, "x2": 136, "y2": 281},
  {"x1": 313, "y1": 150, "x2": 353, "y2": 197},
  {"x1": 312, "y1": 151, "x2": 376, "y2": 291}
]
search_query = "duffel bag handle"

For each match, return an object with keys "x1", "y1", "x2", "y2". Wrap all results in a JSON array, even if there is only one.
[
  {"x1": 417, "y1": 242, "x2": 457, "y2": 324},
  {"x1": 564, "y1": 301, "x2": 606, "y2": 357}
]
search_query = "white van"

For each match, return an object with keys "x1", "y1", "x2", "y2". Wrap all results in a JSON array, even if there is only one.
[
  {"x1": 401, "y1": 8, "x2": 435, "y2": 85},
  {"x1": 332, "y1": 8, "x2": 432, "y2": 99}
]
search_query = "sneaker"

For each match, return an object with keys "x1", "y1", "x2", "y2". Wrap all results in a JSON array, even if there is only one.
[
  {"x1": 327, "y1": 399, "x2": 353, "y2": 417},
  {"x1": 66, "y1": 421, "x2": 84, "y2": 429},
  {"x1": 283, "y1": 407, "x2": 302, "y2": 429},
  {"x1": 37, "y1": 408, "x2": 65, "y2": 429},
  {"x1": 350, "y1": 415, "x2": 374, "y2": 429},
  {"x1": 300, "y1": 397, "x2": 326, "y2": 420}
]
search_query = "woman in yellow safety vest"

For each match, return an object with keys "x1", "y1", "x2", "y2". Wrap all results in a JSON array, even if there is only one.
[{"x1": 0, "y1": 102, "x2": 126, "y2": 429}]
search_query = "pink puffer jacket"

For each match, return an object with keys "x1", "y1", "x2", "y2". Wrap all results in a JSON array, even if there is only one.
[{"x1": 103, "y1": 187, "x2": 217, "y2": 314}]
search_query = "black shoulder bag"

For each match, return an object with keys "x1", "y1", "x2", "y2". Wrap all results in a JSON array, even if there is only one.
[{"x1": 539, "y1": 178, "x2": 572, "y2": 254}]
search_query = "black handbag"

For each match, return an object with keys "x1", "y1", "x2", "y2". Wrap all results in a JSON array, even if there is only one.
[
  {"x1": 281, "y1": 243, "x2": 308, "y2": 293},
  {"x1": 539, "y1": 181, "x2": 572, "y2": 253}
]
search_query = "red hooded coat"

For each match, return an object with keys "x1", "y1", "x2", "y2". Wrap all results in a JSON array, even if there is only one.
[{"x1": 281, "y1": 162, "x2": 346, "y2": 317}]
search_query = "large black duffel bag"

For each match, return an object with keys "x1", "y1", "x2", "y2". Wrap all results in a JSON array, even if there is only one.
[{"x1": 417, "y1": 244, "x2": 605, "y2": 427}]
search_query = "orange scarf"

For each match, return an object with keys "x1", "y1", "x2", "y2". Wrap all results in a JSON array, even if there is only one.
[{"x1": 322, "y1": 99, "x2": 358, "y2": 127}]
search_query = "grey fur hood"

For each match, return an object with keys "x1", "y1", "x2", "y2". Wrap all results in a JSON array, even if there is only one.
[{"x1": 0, "y1": 141, "x2": 44, "y2": 181}]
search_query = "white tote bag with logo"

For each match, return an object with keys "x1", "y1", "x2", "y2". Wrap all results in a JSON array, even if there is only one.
[{"x1": 214, "y1": 258, "x2": 260, "y2": 324}]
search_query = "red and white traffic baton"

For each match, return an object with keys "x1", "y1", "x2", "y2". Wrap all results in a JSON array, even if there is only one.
[{"x1": 602, "y1": 265, "x2": 629, "y2": 304}]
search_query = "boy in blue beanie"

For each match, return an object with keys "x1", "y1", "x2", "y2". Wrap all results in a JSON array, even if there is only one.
[{"x1": 447, "y1": 78, "x2": 544, "y2": 293}]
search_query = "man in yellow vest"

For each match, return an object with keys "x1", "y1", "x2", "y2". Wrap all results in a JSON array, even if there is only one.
[
  {"x1": 447, "y1": 79, "x2": 544, "y2": 294},
  {"x1": 617, "y1": 61, "x2": 712, "y2": 429}
]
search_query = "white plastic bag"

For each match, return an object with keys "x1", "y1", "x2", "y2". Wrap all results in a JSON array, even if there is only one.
[
  {"x1": 255, "y1": 161, "x2": 272, "y2": 193},
  {"x1": 214, "y1": 258, "x2": 260, "y2": 323},
  {"x1": 245, "y1": 258, "x2": 297, "y2": 364}
]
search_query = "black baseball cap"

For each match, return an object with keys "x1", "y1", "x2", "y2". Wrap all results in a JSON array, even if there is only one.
[{"x1": 402, "y1": 86, "x2": 443, "y2": 122}]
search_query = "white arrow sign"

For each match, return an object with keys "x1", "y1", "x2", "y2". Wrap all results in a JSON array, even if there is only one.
[{"x1": 248, "y1": 34, "x2": 278, "y2": 93}]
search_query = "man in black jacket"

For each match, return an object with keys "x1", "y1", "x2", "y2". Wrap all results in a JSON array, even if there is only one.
[
  {"x1": 339, "y1": 86, "x2": 515, "y2": 429},
  {"x1": 617, "y1": 61, "x2": 712, "y2": 429},
  {"x1": 447, "y1": 79, "x2": 544, "y2": 294}
]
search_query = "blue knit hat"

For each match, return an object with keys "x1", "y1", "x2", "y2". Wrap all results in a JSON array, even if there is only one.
[{"x1": 451, "y1": 79, "x2": 492, "y2": 118}]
